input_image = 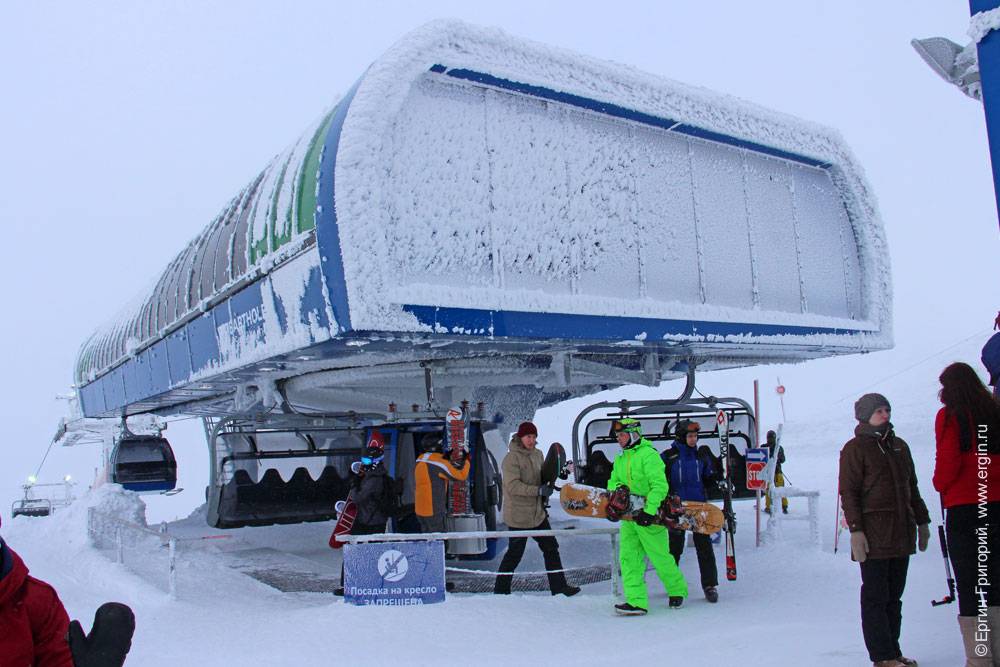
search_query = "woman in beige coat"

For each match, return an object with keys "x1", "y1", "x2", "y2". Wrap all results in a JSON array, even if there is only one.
[{"x1": 493, "y1": 422, "x2": 580, "y2": 596}]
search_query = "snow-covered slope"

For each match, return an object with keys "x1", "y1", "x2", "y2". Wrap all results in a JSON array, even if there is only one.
[{"x1": 4, "y1": 336, "x2": 985, "y2": 666}]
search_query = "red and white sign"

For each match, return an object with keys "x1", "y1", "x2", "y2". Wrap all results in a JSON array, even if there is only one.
[{"x1": 745, "y1": 447, "x2": 769, "y2": 491}]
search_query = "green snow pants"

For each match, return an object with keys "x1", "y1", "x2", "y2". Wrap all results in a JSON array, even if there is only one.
[{"x1": 619, "y1": 521, "x2": 688, "y2": 609}]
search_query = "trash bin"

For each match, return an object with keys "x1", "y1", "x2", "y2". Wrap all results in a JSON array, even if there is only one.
[{"x1": 445, "y1": 513, "x2": 487, "y2": 555}]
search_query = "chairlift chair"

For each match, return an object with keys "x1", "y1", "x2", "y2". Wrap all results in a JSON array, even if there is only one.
[{"x1": 12, "y1": 498, "x2": 53, "y2": 518}]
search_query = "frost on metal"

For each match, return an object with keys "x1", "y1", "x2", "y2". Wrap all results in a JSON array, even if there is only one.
[
  {"x1": 335, "y1": 20, "x2": 890, "y2": 344},
  {"x1": 75, "y1": 20, "x2": 892, "y2": 414}
]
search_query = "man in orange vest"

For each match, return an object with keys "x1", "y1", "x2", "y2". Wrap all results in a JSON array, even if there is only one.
[{"x1": 414, "y1": 434, "x2": 469, "y2": 533}]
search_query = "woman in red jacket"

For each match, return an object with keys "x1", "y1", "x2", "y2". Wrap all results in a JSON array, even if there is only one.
[
  {"x1": 933, "y1": 362, "x2": 1000, "y2": 666},
  {"x1": 0, "y1": 534, "x2": 74, "y2": 666}
]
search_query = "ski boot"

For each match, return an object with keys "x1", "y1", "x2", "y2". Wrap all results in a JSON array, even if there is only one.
[
  {"x1": 669, "y1": 596, "x2": 684, "y2": 609},
  {"x1": 703, "y1": 586, "x2": 719, "y2": 603},
  {"x1": 614, "y1": 602, "x2": 647, "y2": 616}
]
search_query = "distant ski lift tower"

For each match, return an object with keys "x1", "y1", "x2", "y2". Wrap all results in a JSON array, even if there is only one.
[{"x1": 912, "y1": 0, "x2": 1000, "y2": 228}]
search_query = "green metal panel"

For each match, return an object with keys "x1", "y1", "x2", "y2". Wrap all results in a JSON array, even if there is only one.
[{"x1": 296, "y1": 109, "x2": 336, "y2": 234}]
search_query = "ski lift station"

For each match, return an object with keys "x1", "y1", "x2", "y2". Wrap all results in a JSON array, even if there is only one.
[{"x1": 66, "y1": 21, "x2": 891, "y2": 530}]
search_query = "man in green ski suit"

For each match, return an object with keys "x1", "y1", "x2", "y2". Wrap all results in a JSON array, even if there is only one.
[{"x1": 607, "y1": 418, "x2": 688, "y2": 615}]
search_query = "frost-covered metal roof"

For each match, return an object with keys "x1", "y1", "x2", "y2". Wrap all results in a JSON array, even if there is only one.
[{"x1": 75, "y1": 20, "x2": 892, "y2": 419}]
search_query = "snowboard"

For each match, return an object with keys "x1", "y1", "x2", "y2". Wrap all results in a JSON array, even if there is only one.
[
  {"x1": 541, "y1": 442, "x2": 567, "y2": 484},
  {"x1": 329, "y1": 461, "x2": 363, "y2": 549},
  {"x1": 328, "y1": 494, "x2": 357, "y2": 549},
  {"x1": 559, "y1": 482, "x2": 724, "y2": 534}
]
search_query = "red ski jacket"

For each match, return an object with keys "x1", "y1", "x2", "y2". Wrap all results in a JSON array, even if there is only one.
[
  {"x1": 933, "y1": 407, "x2": 1000, "y2": 509},
  {"x1": 0, "y1": 539, "x2": 74, "y2": 667}
]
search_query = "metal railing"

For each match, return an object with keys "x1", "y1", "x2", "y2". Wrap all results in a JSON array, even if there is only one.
[{"x1": 87, "y1": 508, "x2": 231, "y2": 600}]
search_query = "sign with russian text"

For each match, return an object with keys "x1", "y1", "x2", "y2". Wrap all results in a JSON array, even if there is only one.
[{"x1": 343, "y1": 540, "x2": 446, "y2": 606}]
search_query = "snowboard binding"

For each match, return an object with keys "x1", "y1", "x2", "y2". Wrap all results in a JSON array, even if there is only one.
[
  {"x1": 606, "y1": 485, "x2": 632, "y2": 521},
  {"x1": 657, "y1": 494, "x2": 686, "y2": 530}
]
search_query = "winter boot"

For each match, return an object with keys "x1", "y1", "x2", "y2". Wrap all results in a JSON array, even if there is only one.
[
  {"x1": 959, "y1": 615, "x2": 992, "y2": 666},
  {"x1": 704, "y1": 586, "x2": 719, "y2": 603},
  {"x1": 669, "y1": 596, "x2": 684, "y2": 608},
  {"x1": 554, "y1": 585, "x2": 581, "y2": 597},
  {"x1": 614, "y1": 602, "x2": 647, "y2": 616}
]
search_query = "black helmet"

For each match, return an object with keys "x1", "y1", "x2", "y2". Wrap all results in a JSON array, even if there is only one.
[
  {"x1": 421, "y1": 434, "x2": 443, "y2": 453},
  {"x1": 674, "y1": 420, "x2": 699, "y2": 440}
]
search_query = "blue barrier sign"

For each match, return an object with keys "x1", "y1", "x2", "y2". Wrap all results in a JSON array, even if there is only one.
[{"x1": 344, "y1": 541, "x2": 446, "y2": 606}]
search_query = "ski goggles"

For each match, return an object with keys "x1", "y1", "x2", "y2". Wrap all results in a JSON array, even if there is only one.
[{"x1": 360, "y1": 455, "x2": 384, "y2": 466}]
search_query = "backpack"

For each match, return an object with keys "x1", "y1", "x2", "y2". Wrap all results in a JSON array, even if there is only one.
[{"x1": 379, "y1": 474, "x2": 402, "y2": 519}]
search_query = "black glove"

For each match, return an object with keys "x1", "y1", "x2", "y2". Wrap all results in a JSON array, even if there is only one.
[
  {"x1": 68, "y1": 602, "x2": 135, "y2": 667},
  {"x1": 634, "y1": 511, "x2": 655, "y2": 527}
]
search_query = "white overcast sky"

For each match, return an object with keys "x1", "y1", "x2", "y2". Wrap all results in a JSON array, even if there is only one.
[{"x1": 1, "y1": 2, "x2": 997, "y2": 516}]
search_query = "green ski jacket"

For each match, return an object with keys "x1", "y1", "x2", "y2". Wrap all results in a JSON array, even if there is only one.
[{"x1": 608, "y1": 438, "x2": 669, "y2": 517}]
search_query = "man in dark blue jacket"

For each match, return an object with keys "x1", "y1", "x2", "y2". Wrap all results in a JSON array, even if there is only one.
[{"x1": 661, "y1": 420, "x2": 720, "y2": 603}]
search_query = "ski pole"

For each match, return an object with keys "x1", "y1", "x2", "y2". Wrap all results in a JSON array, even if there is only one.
[{"x1": 931, "y1": 500, "x2": 956, "y2": 607}]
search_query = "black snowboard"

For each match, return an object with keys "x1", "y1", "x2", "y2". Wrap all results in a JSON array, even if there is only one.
[{"x1": 541, "y1": 442, "x2": 567, "y2": 484}]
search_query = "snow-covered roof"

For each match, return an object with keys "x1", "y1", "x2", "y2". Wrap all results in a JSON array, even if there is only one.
[{"x1": 75, "y1": 20, "x2": 891, "y2": 418}]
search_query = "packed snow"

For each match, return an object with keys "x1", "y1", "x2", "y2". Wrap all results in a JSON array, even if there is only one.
[{"x1": 3, "y1": 338, "x2": 986, "y2": 666}]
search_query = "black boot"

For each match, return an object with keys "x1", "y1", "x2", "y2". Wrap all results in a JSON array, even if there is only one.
[{"x1": 614, "y1": 602, "x2": 647, "y2": 616}]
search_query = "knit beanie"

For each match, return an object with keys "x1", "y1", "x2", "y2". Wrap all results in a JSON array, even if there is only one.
[
  {"x1": 516, "y1": 421, "x2": 538, "y2": 438},
  {"x1": 854, "y1": 393, "x2": 890, "y2": 423}
]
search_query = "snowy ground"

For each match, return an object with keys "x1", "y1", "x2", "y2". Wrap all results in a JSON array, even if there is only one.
[{"x1": 3, "y1": 345, "x2": 982, "y2": 666}]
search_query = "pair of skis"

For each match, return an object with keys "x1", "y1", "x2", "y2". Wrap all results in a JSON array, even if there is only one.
[
  {"x1": 445, "y1": 405, "x2": 472, "y2": 514},
  {"x1": 717, "y1": 409, "x2": 738, "y2": 581}
]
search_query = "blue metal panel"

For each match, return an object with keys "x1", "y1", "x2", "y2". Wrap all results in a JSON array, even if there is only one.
[
  {"x1": 402, "y1": 304, "x2": 867, "y2": 340},
  {"x1": 79, "y1": 381, "x2": 105, "y2": 416},
  {"x1": 972, "y1": 0, "x2": 1000, "y2": 227},
  {"x1": 227, "y1": 281, "x2": 266, "y2": 353},
  {"x1": 104, "y1": 366, "x2": 127, "y2": 414},
  {"x1": 435, "y1": 66, "x2": 831, "y2": 169},
  {"x1": 188, "y1": 309, "x2": 221, "y2": 375},
  {"x1": 315, "y1": 77, "x2": 364, "y2": 333},
  {"x1": 122, "y1": 350, "x2": 153, "y2": 404},
  {"x1": 302, "y1": 263, "x2": 331, "y2": 332},
  {"x1": 165, "y1": 329, "x2": 192, "y2": 387},
  {"x1": 148, "y1": 340, "x2": 171, "y2": 396}
]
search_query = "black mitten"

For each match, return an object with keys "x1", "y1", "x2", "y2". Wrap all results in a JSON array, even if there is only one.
[{"x1": 68, "y1": 602, "x2": 136, "y2": 667}]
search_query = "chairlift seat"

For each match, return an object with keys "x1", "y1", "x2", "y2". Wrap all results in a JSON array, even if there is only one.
[{"x1": 12, "y1": 498, "x2": 52, "y2": 518}]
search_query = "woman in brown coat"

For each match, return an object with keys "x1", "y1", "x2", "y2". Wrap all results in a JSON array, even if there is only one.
[
  {"x1": 493, "y1": 421, "x2": 579, "y2": 597},
  {"x1": 839, "y1": 393, "x2": 931, "y2": 667}
]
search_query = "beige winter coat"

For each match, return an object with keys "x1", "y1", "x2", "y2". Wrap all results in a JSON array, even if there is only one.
[{"x1": 501, "y1": 437, "x2": 546, "y2": 528}]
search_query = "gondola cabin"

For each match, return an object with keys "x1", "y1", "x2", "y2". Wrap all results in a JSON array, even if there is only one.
[{"x1": 110, "y1": 435, "x2": 178, "y2": 493}]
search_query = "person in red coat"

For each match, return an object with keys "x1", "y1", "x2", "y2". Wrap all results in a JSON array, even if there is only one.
[
  {"x1": 0, "y1": 532, "x2": 74, "y2": 666},
  {"x1": 933, "y1": 362, "x2": 1000, "y2": 665}
]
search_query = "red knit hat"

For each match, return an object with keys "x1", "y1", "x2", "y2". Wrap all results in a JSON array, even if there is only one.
[{"x1": 516, "y1": 421, "x2": 538, "y2": 438}]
